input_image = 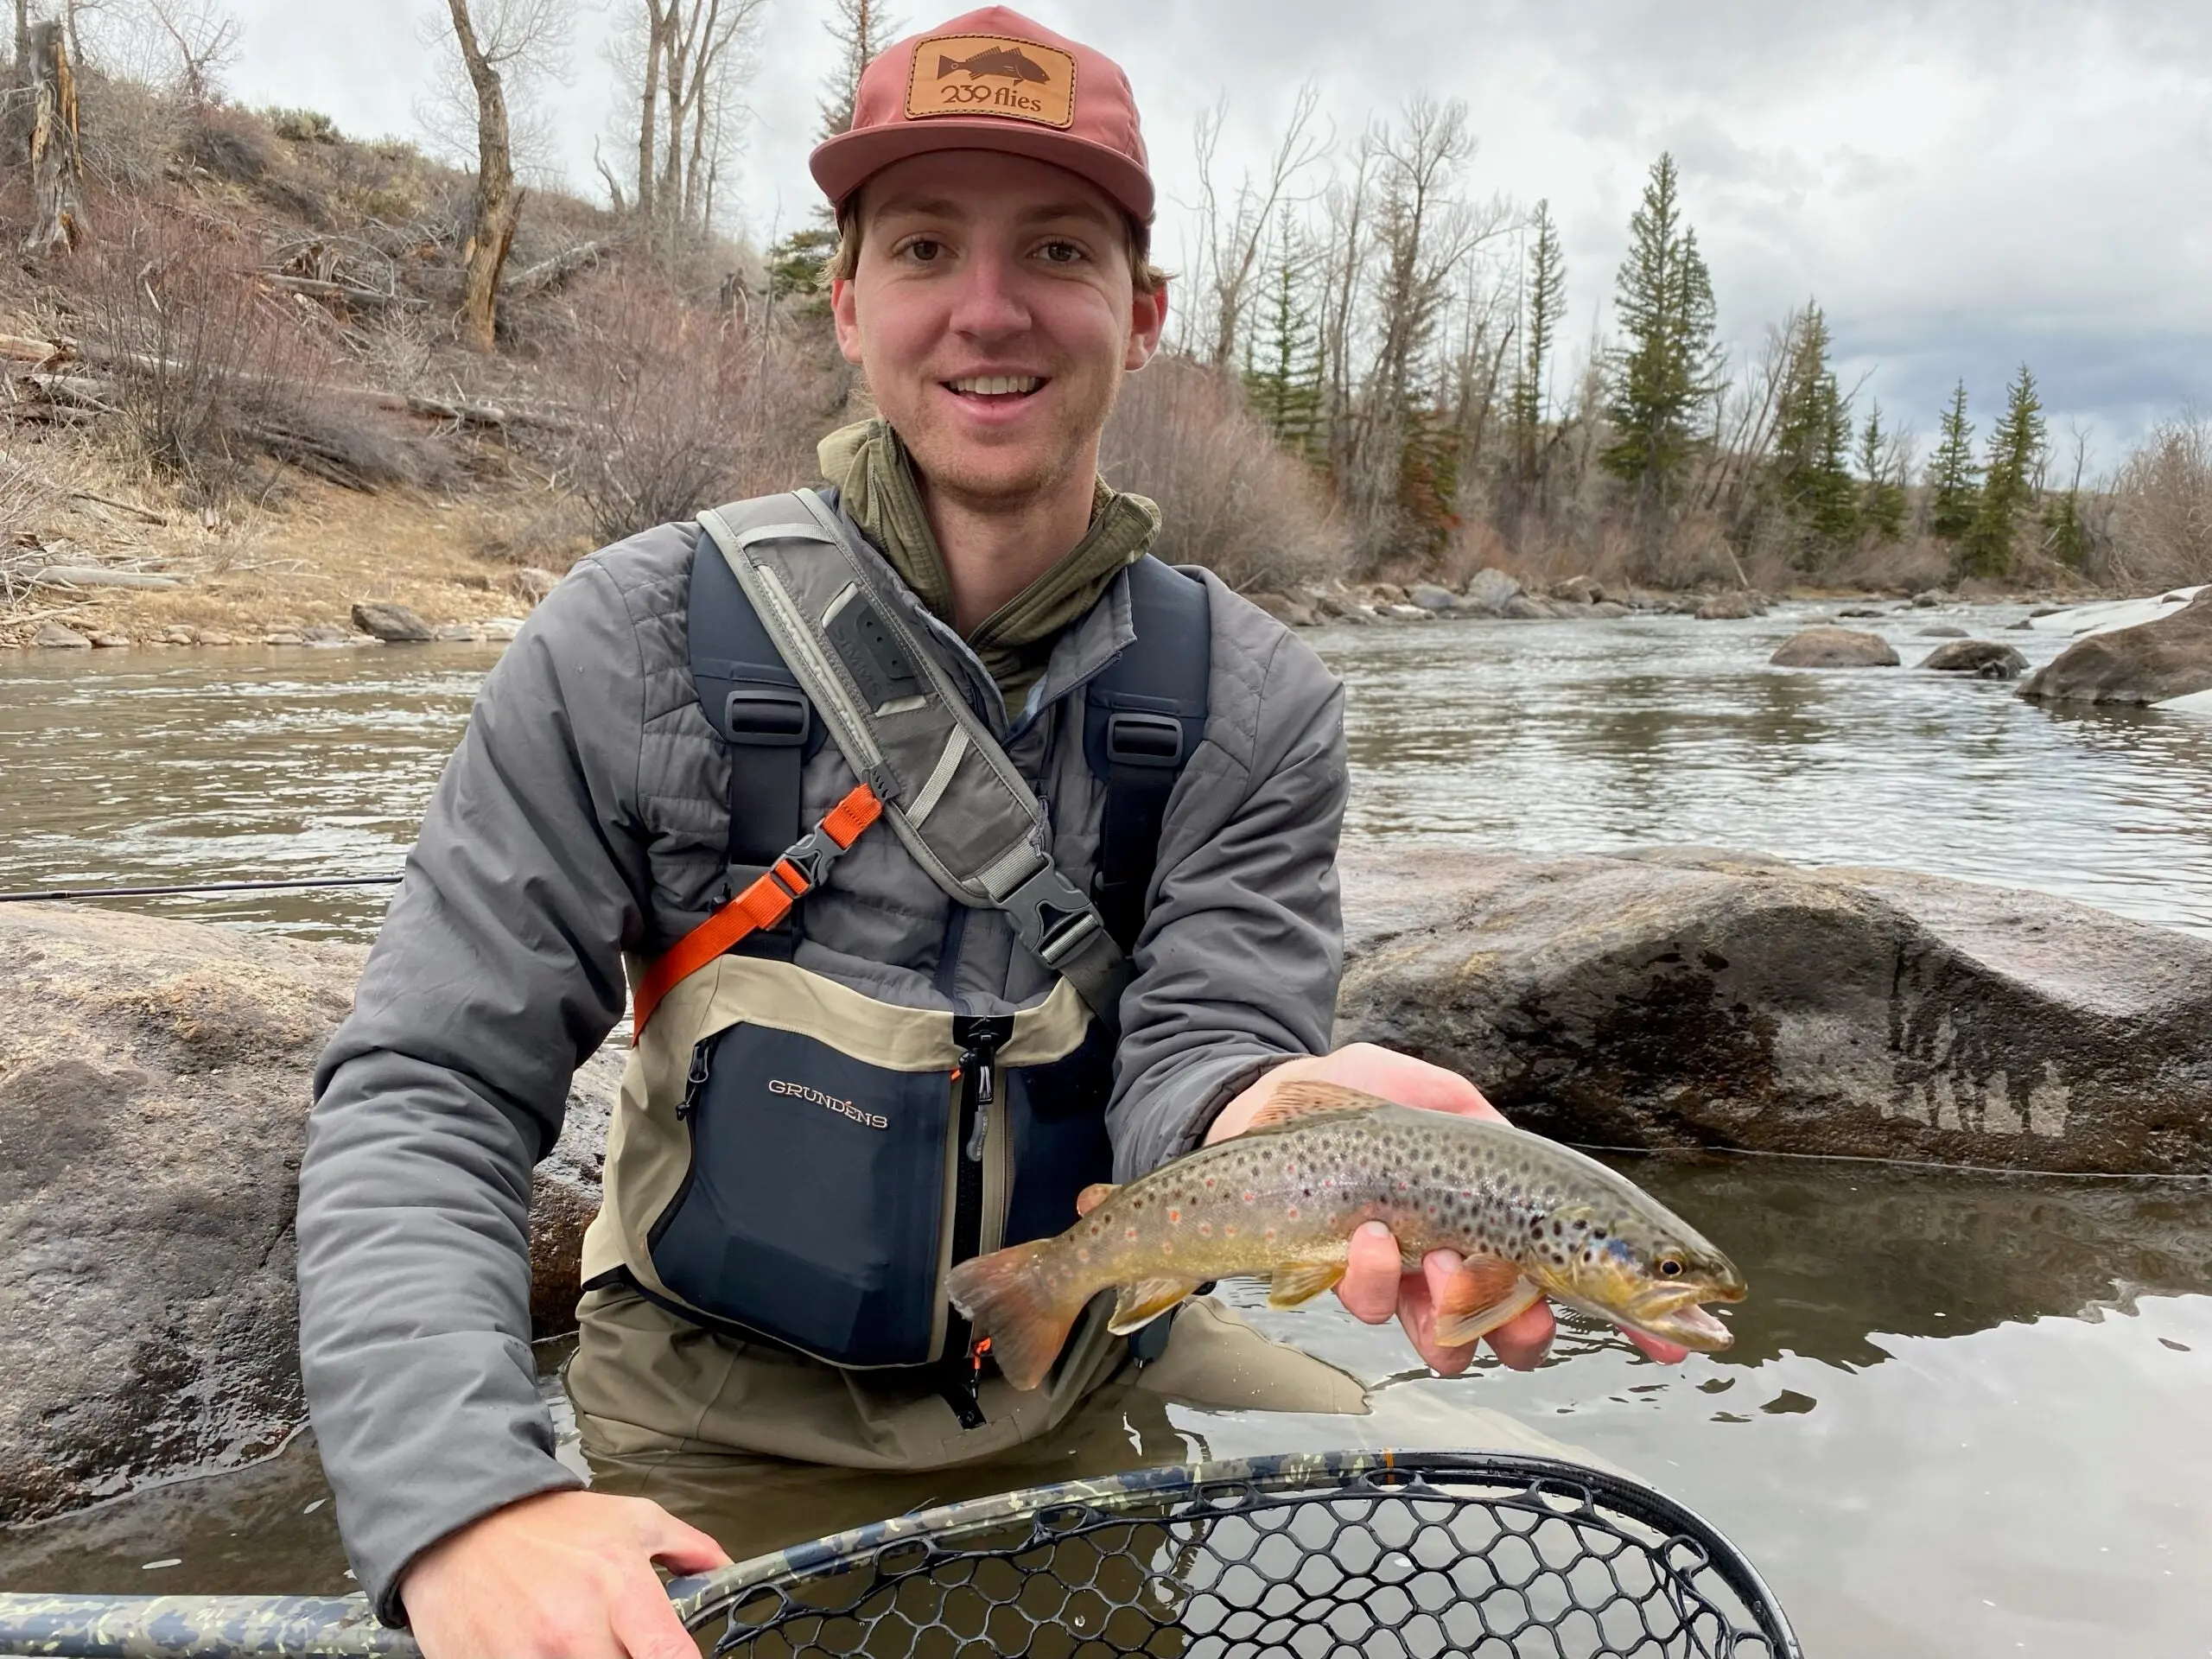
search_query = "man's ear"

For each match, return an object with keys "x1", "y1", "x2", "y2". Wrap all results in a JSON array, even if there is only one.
[
  {"x1": 831, "y1": 276, "x2": 865, "y2": 367},
  {"x1": 1124, "y1": 276, "x2": 1167, "y2": 372}
]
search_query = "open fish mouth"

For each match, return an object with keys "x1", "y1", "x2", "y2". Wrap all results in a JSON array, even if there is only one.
[{"x1": 1615, "y1": 1283, "x2": 1742, "y2": 1351}]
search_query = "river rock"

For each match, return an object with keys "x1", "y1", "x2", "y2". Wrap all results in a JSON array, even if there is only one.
[
  {"x1": 1770, "y1": 626, "x2": 1900, "y2": 668},
  {"x1": 1920, "y1": 640, "x2": 2029, "y2": 678},
  {"x1": 1836, "y1": 607, "x2": 1886, "y2": 620},
  {"x1": 1910, "y1": 588, "x2": 1952, "y2": 608},
  {"x1": 2018, "y1": 587, "x2": 2212, "y2": 706},
  {"x1": 1552, "y1": 575, "x2": 1604, "y2": 605},
  {"x1": 1334, "y1": 846, "x2": 2212, "y2": 1175},
  {"x1": 1694, "y1": 591, "x2": 1767, "y2": 620},
  {"x1": 1407, "y1": 582, "x2": 1462, "y2": 613},
  {"x1": 349, "y1": 601, "x2": 435, "y2": 644},
  {"x1": 88, "y1": 633, "x2": 132, "y2": 648},
  {"x1": 1462, "y1": 569, "x2": 1522, "y2": 614},
  {"x1": 1916, "y1": 626, "x2": 1969, "y2": 639},
  {"x1": 1243, "y1": 590, "x2": 1318, "y2": 627},
  {"x1": 34, "y1": 622, "x2": 90, "y2": 649},
  {"x1": 0, "y1": 905, "x2": 620, "y2": 1525}
]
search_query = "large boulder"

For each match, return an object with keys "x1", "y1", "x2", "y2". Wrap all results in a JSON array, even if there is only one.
[
  {"x1": 2018, "y1": 587, "x2": 2212, "y2": 705},
  {"x1": 1461, "y1": 569, "x2": 1522, "y2": 614},
  {"x1": 349, "y1": 601, "x2": 435, "y2": 644},
  {"x1": 1335, "y1": 847, "x2": 2212, "y2": 1175},
  {"x1": 1406, "y1": 582, "x2": 1463, "y2": 613},
  {"x1": 1694, "y1": 590, "x2": 1769, "y2": 620},
  {"x1": 0, "y1": 905, "x2": 616, "y2": 1525},
  {"x1": 1919, "y1": 639, "x2": 2029, "y2": 679},
  {"x1": 1770, "y1": 626, "x2": 1900, "y2": 667}
]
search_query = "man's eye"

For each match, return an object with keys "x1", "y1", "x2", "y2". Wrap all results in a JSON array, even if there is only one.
[
  {"x1": 1038, "y1": 240, "x2": 1085, "y2": 264},
  {"x1": 903, "y1": 239, "x2": 943, "y2": 264}
]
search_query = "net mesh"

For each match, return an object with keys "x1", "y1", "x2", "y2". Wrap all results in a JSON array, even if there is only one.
[{"x1": 690, "y1": 1453, "x2": 1797, "y2": 1659}]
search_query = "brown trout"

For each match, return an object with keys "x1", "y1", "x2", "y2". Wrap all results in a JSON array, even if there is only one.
[{"x1": 949, "y1": 1084, "x2": 1745, "y2": 1391}]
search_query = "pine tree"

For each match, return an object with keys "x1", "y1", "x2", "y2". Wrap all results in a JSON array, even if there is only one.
[
  {"x1": 1961, "y1": 364, "x2": 2045, "y2": 579},
  {"x1": 820, "y1": 0, "x2": 899, "y2": 141},
  {"x1": 1768, "y1": 303, "x2": 1857, "y2": 550},
  {"x1": 1509, "y1": 200, "x2": 1567, "y2": 484},
  {"x1": 1856, "y1": 402, "x2": 1909, "y2": 542},
  {"x1": 1242, "y1": 221, "x2": 1325, "y2": 461},
  {"x1": 1927, "y1": 382, "x2": 1980, "y2": 541},
  {"x1": 1601, "y1": 154, "x2": 1723, "y2": 506}
]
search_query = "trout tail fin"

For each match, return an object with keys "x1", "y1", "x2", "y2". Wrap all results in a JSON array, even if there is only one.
[{"x1": 947, "y1": 1240, "x2": 1084, "y2": 1393}]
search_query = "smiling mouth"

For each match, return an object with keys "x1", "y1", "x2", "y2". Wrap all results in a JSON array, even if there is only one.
[{"x1": 945, "y1": 374, "x2": 1046, "y2": 402}]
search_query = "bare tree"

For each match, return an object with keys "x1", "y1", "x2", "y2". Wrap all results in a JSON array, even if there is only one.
[
  {"x1": 1185, "y1": 80, "x2": 1327, "y2": 373},
  {"x1": 416, "y1": 0, "x2": 574, "y2": 189},
  {"x1": 611, "y1": 0, "x2": 763, "y2": 251},
  {"x1": 441, "y1": 0, "x2": 525, "y2": 352},
  {"x1": 22, "y1": 20, "x2": 84, "y2": 255},
  {"x1": 143, "y1": 0, "x2": 238, "y2": 103}
]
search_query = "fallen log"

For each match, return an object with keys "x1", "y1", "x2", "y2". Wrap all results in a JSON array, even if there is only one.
[
  {"x1": 503, "y1": 239, "x2": 614, "y2": 302},
  {"x1": 30, "y1": 566, "x2": 183, "y2": 590}
]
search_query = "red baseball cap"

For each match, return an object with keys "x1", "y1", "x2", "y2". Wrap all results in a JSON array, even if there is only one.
[{"x1": 809, "y1": 6, "x2": 1154, "y2": 225}]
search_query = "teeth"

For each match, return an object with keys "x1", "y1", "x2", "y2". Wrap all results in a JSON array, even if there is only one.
[{"x1": 950, "y1": 375, "x2": 1041, "y2": 396}]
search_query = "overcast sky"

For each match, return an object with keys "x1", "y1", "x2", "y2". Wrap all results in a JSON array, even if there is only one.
[{"x1": 218, "y1": 0, "x2": 2210, "y2": 472}]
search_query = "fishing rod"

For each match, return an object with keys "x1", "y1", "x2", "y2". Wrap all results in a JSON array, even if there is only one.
[{"x1": 0, "y1": 874, "x2": 404, "y2": 903}]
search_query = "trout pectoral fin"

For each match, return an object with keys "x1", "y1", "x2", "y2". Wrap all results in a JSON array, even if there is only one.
[
  {"x1": 1107, "y1": 1276, "x2": 1204, "y2": 1335},
  {"x1": 1245, "y1": 1083, "x2": 1391, "y2": 1133},
  {"x1": 1075, "y1": 1182, "x2": 1118, "y2": 1216},
  {"x1": 1431, "y1": 1255, "x2": 1542, "y2": 1349},
  {"x1": 1267, "y1": 1261, "x2": 1348, "y2": 1308}
]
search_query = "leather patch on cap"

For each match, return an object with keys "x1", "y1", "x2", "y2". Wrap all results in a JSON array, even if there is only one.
[{"x1": 906, "y1": 34, "x2": 1077, "y2": 130}]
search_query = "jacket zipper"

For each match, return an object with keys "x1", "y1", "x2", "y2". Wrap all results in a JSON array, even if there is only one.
[
  {"x1": 675, "y1": 1041, "x2": 711, "y2": 1120},
  {"x1": 944, "y1": 1012, "x2": 1016, "y2": 1428}
]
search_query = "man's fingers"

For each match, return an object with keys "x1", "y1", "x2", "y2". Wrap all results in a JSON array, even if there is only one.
[
  {"x1": 636, "y1": 1504, "x2": 732, "y2": 1577},
  {"x1": 1404, "y1": 1250, "x2": 1476, "y2": 1377},
  {"x1": 1484, "y1": 1299, "x2": 1556, "y2": 1371},
  {"x1": 607, "y1": 1570, "x2": 700, "y2": 1659},
  {"x1": 1335, "y1": 1222, "x2": 1402, "y2": 1323}
]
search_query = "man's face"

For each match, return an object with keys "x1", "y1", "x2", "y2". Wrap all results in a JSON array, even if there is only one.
[{"x1": 830, "y1": 150, "x2": 1168, "y2": 512}]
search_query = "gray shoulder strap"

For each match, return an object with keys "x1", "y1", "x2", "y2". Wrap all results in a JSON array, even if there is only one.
[{"x1": 696, "y1": 492, "x2": 1130, "y2": 1032}]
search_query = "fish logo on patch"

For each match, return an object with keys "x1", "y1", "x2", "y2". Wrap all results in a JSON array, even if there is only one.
[{"x1": 906, "y1": 33, "x2": 1076, "y2": 130}]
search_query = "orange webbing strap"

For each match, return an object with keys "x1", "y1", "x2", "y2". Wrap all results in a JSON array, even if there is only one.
[{"x1": 631, "y1": 784, "x2": 882, "y2": 1040}]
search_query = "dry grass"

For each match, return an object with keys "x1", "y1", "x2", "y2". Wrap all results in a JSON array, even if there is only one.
[{"x1": 0, "y1": 442, "x2": 557, "y2": 647}]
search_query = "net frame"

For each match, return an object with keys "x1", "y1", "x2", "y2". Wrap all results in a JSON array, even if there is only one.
[{"x1": 671, "y1": 1450, "x2": 1801, "y2": 1658}]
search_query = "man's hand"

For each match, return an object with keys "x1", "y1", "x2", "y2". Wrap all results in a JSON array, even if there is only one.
[
  {"x1": 1207, "y1": 1044, "x2": 1689, "y2": 1374},
  {"x1": 401, "y1": 1490, "x2": 730, "y2": 1659}
]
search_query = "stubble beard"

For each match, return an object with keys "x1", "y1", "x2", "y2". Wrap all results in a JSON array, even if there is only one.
[{"x1": 892, "y1": 365, "x2": 1122, "y2": 517}]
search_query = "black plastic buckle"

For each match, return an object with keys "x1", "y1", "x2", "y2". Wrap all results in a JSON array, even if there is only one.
[
  {"x1": 725, "y1": 687, "x2": 809, "y2": 747},
  {"x1": 1105, "y1": 710, "x2": 1185, "y2": 769},
  {"x1": 1001, "y1": 863, "x2": 1104, "y2": 968}
]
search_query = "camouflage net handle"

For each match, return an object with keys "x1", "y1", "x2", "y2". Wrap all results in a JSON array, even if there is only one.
[{"x1": 0, "y1": 1451, "x2": 1798, "y2": 1658}]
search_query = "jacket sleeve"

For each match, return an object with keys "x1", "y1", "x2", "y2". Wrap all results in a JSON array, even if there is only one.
[
  {"x1": 296, "y1": 560, "x2": 652, "y2": 1622},
  {"x1": 1106, "y1": 593, "x2": 1348, "y2": 1179}
]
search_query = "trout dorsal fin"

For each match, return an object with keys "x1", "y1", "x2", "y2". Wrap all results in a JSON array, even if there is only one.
[{"x1": 1244, "y1": 1081, "x2": 1394, "y2": 1134}]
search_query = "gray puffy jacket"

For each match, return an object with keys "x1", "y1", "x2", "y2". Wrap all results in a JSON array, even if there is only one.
[{"x1": 296, "y1": 512, "x2": 1348, "y2": 1615}]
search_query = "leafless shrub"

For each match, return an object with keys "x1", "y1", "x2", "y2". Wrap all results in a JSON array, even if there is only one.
[
  {"x1": 75, "y1": 67, "x2": 183, "y2": 191},
  {"x1": 535, "y1": 265, "x2": 825, "y2": 543},
  {"x1": 175, "y1": 101, "x2": 273, "y2": 182},
  {"x1": 1101, "y1": 354, "x2": 1348, "y2": 592},
  {"x1": 0, "y1": 461, "x2": 60, "y2": 611},
  {"x1": 1827, "y1": 536, "x2": 1955, "y2": 594},
  {"x1": 72, "y1": 201, "x2": 450, "y2": 497},
  {"x1": 2104, "y1": 415, "x2": 2212, "y2": 590}
]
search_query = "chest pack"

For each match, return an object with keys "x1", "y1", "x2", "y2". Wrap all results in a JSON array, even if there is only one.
[{"x1": 582, "y1": 491, "x2": 1209, "y2": 1421}]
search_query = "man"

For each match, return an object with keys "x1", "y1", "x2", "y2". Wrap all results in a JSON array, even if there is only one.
[{"x1": 297, "y1": 10, "x2": 1681, "y2": 1659}]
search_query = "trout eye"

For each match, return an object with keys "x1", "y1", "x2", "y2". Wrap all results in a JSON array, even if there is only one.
[{"x1": 1657, "y1": 1256, "x2": 1684, "y2": 1278}]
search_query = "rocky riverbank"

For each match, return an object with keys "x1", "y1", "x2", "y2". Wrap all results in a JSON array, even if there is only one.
[{"x1": 5, "y1": 848, "x2": 2207, "y2": 1519}]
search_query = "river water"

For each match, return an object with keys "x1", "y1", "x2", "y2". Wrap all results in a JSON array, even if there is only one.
[{"x1": 3, "y1": 601, "x2": 2210, "y2": 1657}]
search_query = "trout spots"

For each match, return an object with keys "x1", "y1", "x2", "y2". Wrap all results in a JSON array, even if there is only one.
[
  {"x1": 1223, "y1": 1223, "x2": 1237, "y2": 1239},
  {"x1": 1286, "y1": 1206, "x2": 1301, "y2": 1222},
  {"x1": 1167, "y1": 1207, "x2": 1183, "y2": 1225},
  {"x1": 1264, "y1": 1226, "x2": 1279, "y2": 1242},
  {"x1": 1125, "y1": 1226, "x2": 1139, "y2": 1241},
  {"x1": 1077, "y1": 1247, "x2": 1091, "y2": 1264},
  {"x1": 1243, "y1": 1191, "x2": 1258, "y2": 1205},
  {"x1": 1198, "y1": 1222, "x2": 1213, "y2": 1237}
]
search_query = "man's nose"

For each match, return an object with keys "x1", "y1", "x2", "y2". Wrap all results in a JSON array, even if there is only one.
[{"x1": 946, "y1": 250, "x2": 1031, "y2": 339}]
